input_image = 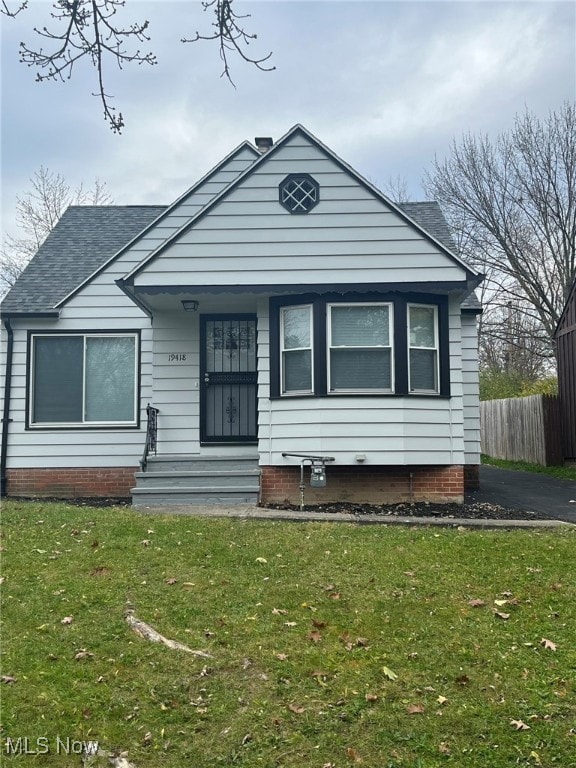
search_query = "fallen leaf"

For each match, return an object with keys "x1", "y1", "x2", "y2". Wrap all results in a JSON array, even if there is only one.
[
  {"x1": 437, "y1": 695, "x2": 448, "y2": 705},
  {"x1": 255, "y1": 557, "x2": 267, "y2": 564},
  {"x1": 140, "y1": 539, "x2": 151, "y2": 547},
  {"x1": 312, "y1": 618, "x2": 327, "y2": 628},
  {"x1": 275, "y1": 653, "x2": 289, "y2": 661},
  {"x1": 540, "y1": 638, "x2": 557, "y2": 651},
  {"x1": 510, "y1": 719, "x2": 530, "y2": 730},
  {"x1": 494, "y1": 611, "x2": 510, "y2": 620},
  {"x1": 1, "y1": 675, "x2": 16, "y2": 684},
  {"x1": 329, "y1": 592, "x2": 342, "y2": 600},
  {"x1": 406, "y1": 703, "x2": 425, "y2": 714},
  {"x1": 284, "y1": 621, "x2": 297, "y2": 627},
  {"x1": 355, "y1": 637, "x2": 369, "y2": 647},
  {"x1": 346, "y1": 746, "x2": 363, "y2": 763},
  {"x1": 382, "y1": 666, "x2": 398, "y2": 681},
  {"x1": 165, "y1": 578, "x2": 178, "y2": 585},
  {"x1": 494, "y1": 599, "x2": 509, "y2": 607},
  {"x1": 288, "y1": 703, "x2": 305, "y2": 714},
  {"x1": 403, "y1": 570, "x2": 416, "y2": 577},
  {"x1": 272, "y1": 608, "x2": 288, "y2": 615},
  {"x1": 455, "y1": 674, "x2": 470, "y2": 686},
  {"x1": 74, "y1": 650, "x2": 94, "y2": 661},
  {"x1": 61, "y1": 616, "x2": 74, "y2": 625},
  {"x1": 468, "y1": 598, "x2": 486, "y2": 607},
  {"x1": 307, "y1": 630, "x2": 322, "y2": 643},
  {"x1": 365, "y1": 693, "x2": 379, "y2": 702},
  {"x1": 438, "y1": 741, "x2": 451, "y2": 755}
]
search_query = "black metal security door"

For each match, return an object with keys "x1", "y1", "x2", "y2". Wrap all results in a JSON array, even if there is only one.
[{"x1": 200, "y1": 314, "x2": 258, "y2": 443}]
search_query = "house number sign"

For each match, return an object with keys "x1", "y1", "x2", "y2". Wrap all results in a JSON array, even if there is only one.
[{"x1": 168, "y1": 353, "x2": 187, "y2": 363}]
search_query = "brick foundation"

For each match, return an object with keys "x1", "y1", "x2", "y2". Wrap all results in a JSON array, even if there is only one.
[
  {"x1": 261, "y1": 464, "x2": 465, "y2": 505},
  {"x1": 5, "y1": 467, "x2": 137, "y2": 498},
  {"x1": 463, "y1": 464, "x2": 480, "y2": 491}
]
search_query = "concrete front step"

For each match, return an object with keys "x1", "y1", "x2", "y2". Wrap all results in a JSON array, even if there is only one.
[
  {"x1": 133, "y1": 454, "x2": 261, "y2": 506},
  {"x1": 132, "y1": 485, "x2": 260, "y2": 506},
  {"x1": 134, "y1": 469, "x2": 260, "y2": 489},
  {"x1": 145, "y1": 455, "x2": 260, "y2": 472}
]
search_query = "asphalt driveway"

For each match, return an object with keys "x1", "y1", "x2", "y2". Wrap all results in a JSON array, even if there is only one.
[{"x1": 467, "y1": 465, "x2": 576, "y2": 523}]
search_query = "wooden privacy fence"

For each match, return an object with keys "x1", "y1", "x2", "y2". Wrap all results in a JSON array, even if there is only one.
[{"x1": 481, "y1": 394, "x2": 563, "y2": 466}]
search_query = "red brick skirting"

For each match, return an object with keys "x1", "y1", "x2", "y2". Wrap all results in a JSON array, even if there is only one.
[
  {"x1": 261, "y1": 464, "x2": 465, "y2": 505},
  {"x1": 5, "y1": 467, "x2": 137, "y2": 498}
]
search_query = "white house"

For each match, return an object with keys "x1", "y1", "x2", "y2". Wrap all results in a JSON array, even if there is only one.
[{"x1": 0, "y1": 125, "x2": 482, "y2": 506}]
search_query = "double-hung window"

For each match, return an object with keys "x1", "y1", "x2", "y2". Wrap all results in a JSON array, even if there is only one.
[
  {"x1": 30, "y1": 333, "x2": 138, "y2": 427},
  {"x1": 328, "y1": 303, "x2": 393, "y2": 393},
  {"x1": 280, "y1": 305, "x2": 313, "y2": 394},
  {"x1": 408, "y1": 304, "x2": 439, "y2": 393}
]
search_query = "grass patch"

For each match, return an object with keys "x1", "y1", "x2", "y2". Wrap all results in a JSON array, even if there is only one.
[
  {"x1": 481, "y1": 455, "x2": 576, "y2": 481},
  {"x1": 2, "y1": 500, "x2": 576, "y2": 767}
]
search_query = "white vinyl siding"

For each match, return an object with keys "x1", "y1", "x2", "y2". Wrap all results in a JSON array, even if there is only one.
[
  {"x1": 2, "y1": 147, "x2": 256, "y2": 469},
  {"x1": 327, "y1": 303, "x2": 393, "y2": 393},
  {"x1": 461, "y1": 311, "x2": 481, "y2": 464},
  {"x1": 408, "y1": 304, "x2": 439, "y2": 394},
  {"x1": 133, "y1": 134, "x2": 469, "y2": 289}
]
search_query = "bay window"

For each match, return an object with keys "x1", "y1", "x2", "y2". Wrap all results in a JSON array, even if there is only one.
[
  {"x1": 29, "y1": 332, "x2": 139, "y2": 427},
  {"x1": 270, "y1": 293, "x2": 449, "y2": 398}
]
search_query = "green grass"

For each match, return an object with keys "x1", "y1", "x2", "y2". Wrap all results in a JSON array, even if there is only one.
[
  {"x1": 481, "y1": 454, "x2": 576, "y2": 481},
  {"x1": 1, "y1": 501, "x2": 575, "y2": 768}
]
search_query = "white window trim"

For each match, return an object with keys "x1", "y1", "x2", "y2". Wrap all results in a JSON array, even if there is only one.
[
  {"x1": 280, "y1": 304, "x2": 314, "y2": 395},
  {"x1": 327, "y1": 302, "x2": 394, "y2": 394},
  {"x1": 29, "y1": 332, "x2": 139, "y2": 428},
  {"x1": 408, "y1": 303, "x2": 440, "y2": 394}
]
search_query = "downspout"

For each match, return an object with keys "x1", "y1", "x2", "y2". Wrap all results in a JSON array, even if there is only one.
[{"x1": 1, "y1": 318, "x2": 14, "y2": 497}]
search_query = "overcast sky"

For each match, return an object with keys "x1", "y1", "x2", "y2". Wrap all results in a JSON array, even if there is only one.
[{"x1": 1, "y1": 0, "x2": 575, "y2": 238}]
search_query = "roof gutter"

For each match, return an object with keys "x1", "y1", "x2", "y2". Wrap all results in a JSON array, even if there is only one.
[
  {"x1": 1, "y1": 318, "x2": 14, "y2": 497},
  {"x1": 115, "y1": 278, "x2": 153, "y2": 318}
]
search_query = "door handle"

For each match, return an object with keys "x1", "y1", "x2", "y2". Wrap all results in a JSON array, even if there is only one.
[{"x1": 204, "y1": 373, "x2": 210, "y2": 384}]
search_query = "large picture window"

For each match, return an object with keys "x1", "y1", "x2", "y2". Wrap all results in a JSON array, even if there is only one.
[
  {"x1": 408, "y1": 304, "x2": 439, "y2": 393},
  {"x1": 280, "y1": 305, "x2": 313, "y2": 394},
  {"x1": 30, "y1": 333, "x2": 138, "y2": 427},
  {"x1": 328, "y1": 303, "x2": 393, "y2": 392}
]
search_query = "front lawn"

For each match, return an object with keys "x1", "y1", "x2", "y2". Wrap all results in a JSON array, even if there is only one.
[{"x1": 1, "y1": 501, "x2": 575, "y2": 767}]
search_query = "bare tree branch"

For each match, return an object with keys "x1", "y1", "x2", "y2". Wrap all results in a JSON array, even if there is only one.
[
  {"x1": 182, "y1": 0, "x2": 274, "y2": 85},
  {"x1": 1, "y1": 167, "x2": 111, "y2": 295},
  {"x1": 2, "y1": 0, "x2": 274, "y2": 131}
]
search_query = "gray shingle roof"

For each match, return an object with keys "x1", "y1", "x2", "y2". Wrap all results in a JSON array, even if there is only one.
[
  {"x1": 1, "y1": 205, "x2": 166, "y2": 314},
  {"x1": 1, "y1": 200, "x2": 477, "y2": 315},
  {"x1": 397, "y1": 201, "x2": 456, "y2": 253}
]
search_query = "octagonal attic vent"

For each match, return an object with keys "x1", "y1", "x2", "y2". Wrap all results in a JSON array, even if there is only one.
[{"x1": 279, "y1": 174, "x2": 319, "y2": 214}]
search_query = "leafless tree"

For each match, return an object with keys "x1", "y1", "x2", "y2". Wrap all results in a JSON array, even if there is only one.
[
  {"x1": 1, "y1": 0, "x2": 273, "y2": 133},
  {"x1": 1, "y1": 167, "x2": 111, "y2": 295},
  {"x1": 379, "y1": 175, "x2": 412, "y2": 203},
  {"x1": 425, "y1": 103, "x2": 576, "y2": 367}
]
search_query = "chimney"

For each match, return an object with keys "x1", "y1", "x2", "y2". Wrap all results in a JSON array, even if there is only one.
[{"x1": 255, "y1": 136, "x2": 273, "y2": 154}]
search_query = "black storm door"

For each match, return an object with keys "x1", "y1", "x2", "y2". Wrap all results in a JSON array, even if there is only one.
[{"x1": 200, "y1": 314, "x2": 258, "y2": 443}]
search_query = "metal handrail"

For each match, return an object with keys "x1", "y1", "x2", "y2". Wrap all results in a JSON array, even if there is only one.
[{"x1": 140, "y1": 404, "x2": 159, "y2": 471}]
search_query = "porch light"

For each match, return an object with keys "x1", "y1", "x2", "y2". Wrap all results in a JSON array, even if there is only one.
[{"x1": 182, "y1": 300, "x2": 199, "y2": 312}]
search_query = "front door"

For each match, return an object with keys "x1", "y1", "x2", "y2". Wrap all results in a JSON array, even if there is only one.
[{"x1": 200, "y1": 314, "x2": 258, "y2": 444}]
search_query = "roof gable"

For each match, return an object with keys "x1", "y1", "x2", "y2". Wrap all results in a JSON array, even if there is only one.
[{"x1": 123, "y1": 125, "x2": 480, "y2": 289}]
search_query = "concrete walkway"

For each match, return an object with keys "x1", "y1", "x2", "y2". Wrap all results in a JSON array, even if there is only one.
[
  {"x1": 468, "y1": 465, "x2": 576, "y2": 523},
  {"x1": 134, "y1": 503, "x2": 571, "y2": 529}
]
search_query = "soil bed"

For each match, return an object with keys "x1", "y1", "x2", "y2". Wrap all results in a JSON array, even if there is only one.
[{"x1": 266, "y1": 500, "x2": 553, "y2": 521}]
